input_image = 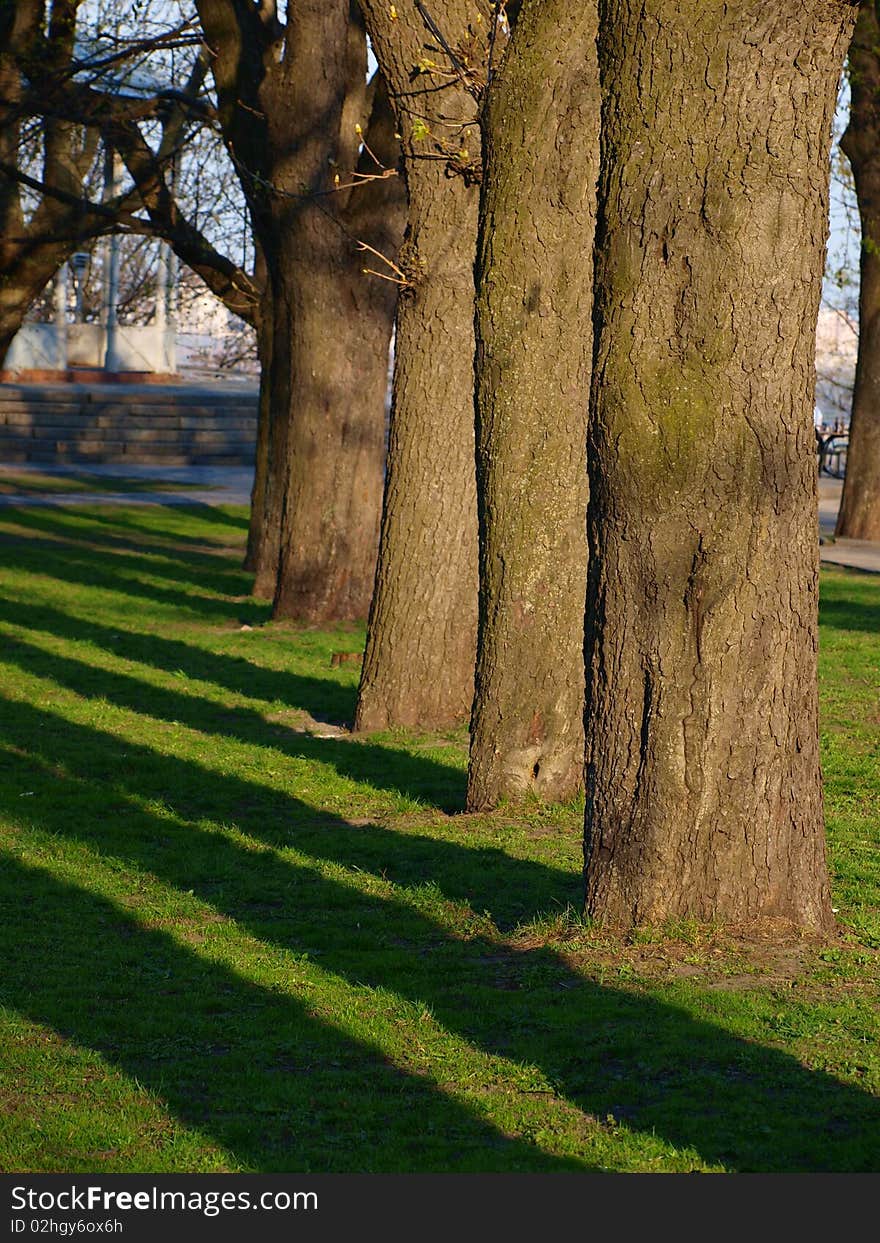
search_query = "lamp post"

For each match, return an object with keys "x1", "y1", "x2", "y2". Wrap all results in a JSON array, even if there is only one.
[
  {"x1": 53, "y1": 266, "x2": 68, "y2": 369},
  {"x1": 154, "y1": 150, "x2": 178, "y2": 373},
  {"x1": 102, "y1": 146, "x2": 123, "y2": 372},
  {"x1": 70, "y1": 252, "x2": 89, "y2": 321},
  {"x1": 73, "y1": 34, "x2": 179, "y2": 376}
]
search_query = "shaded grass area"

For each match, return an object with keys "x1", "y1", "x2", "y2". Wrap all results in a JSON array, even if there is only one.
[
  {"x1": 0, "y1": 504, "x2": 878, "y2": 1173},
  {"x1": 818, "y1": 569, "x2": 880, "y2": 953},
  {"x1": 0, "y1": 469, "x2": 218, "y2": 497},
  {"x1": 0, "y1": 469, "x2": 219, "y2": 494}
]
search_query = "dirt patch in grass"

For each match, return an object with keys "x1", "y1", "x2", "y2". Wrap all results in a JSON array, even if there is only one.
[{"x1": 510, "y1": 920, "x2": 867, "y2": 987}]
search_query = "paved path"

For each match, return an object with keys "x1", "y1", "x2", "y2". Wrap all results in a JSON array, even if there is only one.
[
  {"x1": 0, "y1": 463, "x2": 254, "y2": 508},
  {"x1": 1, "y1": 464, "x2": 878, "y2": 574},
  {"x1": 818, "y1": 477, "x2": 880, "y2": 574}
]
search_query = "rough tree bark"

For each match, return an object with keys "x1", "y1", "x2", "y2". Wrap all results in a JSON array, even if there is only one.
[
  {"x1": 243, "y1": 240, "x2": 272, "y2": 574},
  {"x1": 583, "y1": 0, "x2": 855, "y2": 930},
  {"x1": 353, "y1": 0, "x2": 488, "y2": 731},
  {"x1": 465, "y1": 0, "x2": 600, "y2": 809},
  {"x1": 270, "y1": 73, "x2": 405, "y2": 618},
  {"x1": 837, "y1": 0, "x2": 880, "y2": 540},
  {"x1": 198, "y1": 1, "x2": 404, "y2": 615}
]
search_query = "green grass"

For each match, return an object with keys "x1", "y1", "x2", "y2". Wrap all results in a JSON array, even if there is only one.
[
  {"x1": 0, "y1": 469, "x2": 217, "y2": 496},
  {"x1": 0, "y1": 502, "x2": 878, "y2": 1172}
]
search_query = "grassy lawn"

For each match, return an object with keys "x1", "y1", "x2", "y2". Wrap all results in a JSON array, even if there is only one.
[
  {"x1": 0, "y1": 501, "x2": 877, "y2": 1173},
  {"x1": 0, "y1": 469, "x2": 217, "y2": 497}
]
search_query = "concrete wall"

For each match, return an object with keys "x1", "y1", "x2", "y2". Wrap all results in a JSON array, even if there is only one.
[
  {"x1": 5, "y1": 323, "x2": 176, "y2": 375},
  {"x1": 0, "y1": 382, "x2": 258, "y2": 465}
]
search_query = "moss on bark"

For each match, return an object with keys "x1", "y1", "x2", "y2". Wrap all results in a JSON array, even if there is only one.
[{"x1": 583, "y1": 0, "x2": 855, "y2": 931}]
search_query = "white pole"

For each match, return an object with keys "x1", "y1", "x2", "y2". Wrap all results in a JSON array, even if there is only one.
[
  {"x1": 53, "y1": 266, "x2": 68, "y2": 370},
  {"x1": 155, "y1": 241, "x2": 168, "y2": 333},
  {"x1": 161, "y1": 240, "x2": 178, "y2": 374},
  {"x1": 164, "y1": 152, "x2": 179, "y2": 374},
  {"x1": 101, "y1": 144, "x2": 113, "y2": 331},
  {"x1": 73, "y1": 263, "x2": 86, "y2": 322},
  {"x1": 104, "y1": 150, "x2": 123, "y2": 372}
]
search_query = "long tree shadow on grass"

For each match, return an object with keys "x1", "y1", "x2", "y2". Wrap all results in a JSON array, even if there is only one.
[
  {"x1": 11, "y1": 522, "x2": 258, "y2": 590},
  {"x1": 0, "y1": 857, "x2": 574, "y2": 1173},
  {"x1": 0, "y1": 598, "x2": 358, "y2": 729},
  {"x1": 0, "y1": 532, "x2": 261, "y2": 624},
  {"x1": 77, "y1": 500, "x2": 251, "y2": 537},
  {"x1": 2, "y1": 702, "x2": 879, "y2": 1171},
  {"x1": 0, "y1": 504, "x2": 252, "y2": 571},
  {"x1": 0, "y1": 499, "x2": 249, "y2": 546},
  {"x1": 818, "y1": 589, "x2": 880, "y2": 637},
  {"x1": 0, "y1": 472, "x2": 228, "y2": 498},
  {"x1": 0, "y1": 693, "x2": 563, "y2": 929},
  {"x1": 0, "y1": 627, "x2": 466, "y2": 812}
]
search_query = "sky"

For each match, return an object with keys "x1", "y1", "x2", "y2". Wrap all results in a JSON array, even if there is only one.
[{"x1": 823, "y1": 79, "x2": 859, "y2": 318}]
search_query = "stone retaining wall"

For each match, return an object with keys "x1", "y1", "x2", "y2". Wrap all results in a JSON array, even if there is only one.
[{"x1": 0, "y1": 382, "x2": 258, "y2": 466}]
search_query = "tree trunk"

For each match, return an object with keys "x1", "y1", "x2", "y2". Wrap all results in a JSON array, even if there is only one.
[
  {"x1": 269, "y1": 63, "x2": 404, "y2": 623},
  {"x1": 0, "y1": 298, "x2": 29, "y2": 366},
  {"x1": 0, "y1": 8, "x2": 114, "y2": 369},
  {"x1": 583, "y1": 0, "x2": 853, "y2": 931},
  {"x1": 0, "y1": 251, "x2": 68, "y2": 367},
  {"x1": 244, "y1": 293, "x2": 276, "y2": 586},
  {"x1": 0, "y1": 13, "x2": 35, "y2": 367},
  {"x1": 270, "y1": 204, "x2": 398, "y2": 622},
  {"x1": 837, "y1": 0, "x2": 880, "y2": 541},
  {"x1": 353, "y1": 2, "x2": 486, "y2": 731},
  {"x1": 353, "y1": 159, "x2": 480, "y2": 730},
  {"x1": 465, "y1": 1, "x2": 599, "y2": 809},
  {"x1": 197, "y1": 0, "x2": 402, "y2": 619}
]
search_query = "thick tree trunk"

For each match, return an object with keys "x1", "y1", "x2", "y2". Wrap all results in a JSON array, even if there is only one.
[
  {"x1": 0, "y1": 248, "x2": 69, "y2": 368},
  {"x1": 837, "y1": 1, "x2": 880, "y2": 541},
  {"x1": 270, "y1": 65, "x2": 404, "y2": 622},
  {"x1": 0, "y1": 301, "x2": 28, "y2": 367},
  {"x1": 271, "y1": 206, "x2": 398, "y2": 622},
  {"x1": 354, "y1": 1, "x2": 486, "y2": 731},
  {"x1": 354, "y1": 160, "x2": 480, "y2": 730},
  {"x1": 244, "y1": 300, "x2": 274, "y2": 583},
  {"x1": 465, "y1": 1, "x2": 599, "y2": 809},
  {"x1": 198, "y1": 0, "x2": 402, "y2": 618},
  {"x1": 0, "y1": 10, "x2": 117, "y2": 370},
  {"x1": 583, "y1": 0, "x2": 853, "y2": 930},
  {"x1": 250, "y1": 124, "x2": 403, "y2": 605},
  {"x1": 0, "y1": 21, "x2": 36, "y2": 367}
]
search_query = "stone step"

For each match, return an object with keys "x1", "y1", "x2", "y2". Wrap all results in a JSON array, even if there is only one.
[
  {"x1": 0, "y1": 382, "x2": 259, "y2": 465},
  {"x1": 0, "y1": 443, "x2": 255, "y2": 466},
  {"x1": 0, "y1": 385, "x2": 258, "y2": 408},
  {"x1": 1, "y1": 427, "x2": 255, "y2": 446},
  {"x1": 1, "y1": 411, "x2": 257, "y2": 433},
  {"x1": 0, "y1": 402, "x2": 256, "y2": 418},
  {"x1": 0, "y1": 403, "x2": 91, "y2": 418}
]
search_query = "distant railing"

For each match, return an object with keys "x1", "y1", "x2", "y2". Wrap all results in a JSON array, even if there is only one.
[{"x1": 816, "y1": 428, "x2": 848, "y2": 479}]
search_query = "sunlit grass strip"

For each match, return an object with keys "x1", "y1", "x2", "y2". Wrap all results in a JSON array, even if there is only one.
[
  {"x1": 0, "y1": 665, "x2": 419, "y2": 814},
  {"x1": 0, "y1": 563, "x2": 234, "y2": 615},
  {"x1": 0, "y1": 506, "x2": 877, "y2": 1173},
  {"x1": 0, "y1": 471, "x2": 221, "y2": 496},
  {"x1": 0, "y1": 618, "x2": 293, "y2": 716},
  {"x1": 0, "y1": 503, "x2": 244, "y2": 543},
  {"x1": 1, "y1": 826, "x2": 713, "y2": 1172},
  {"x1": 0, "y1": 1010, "x2": 235, "y2": 1173}
]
